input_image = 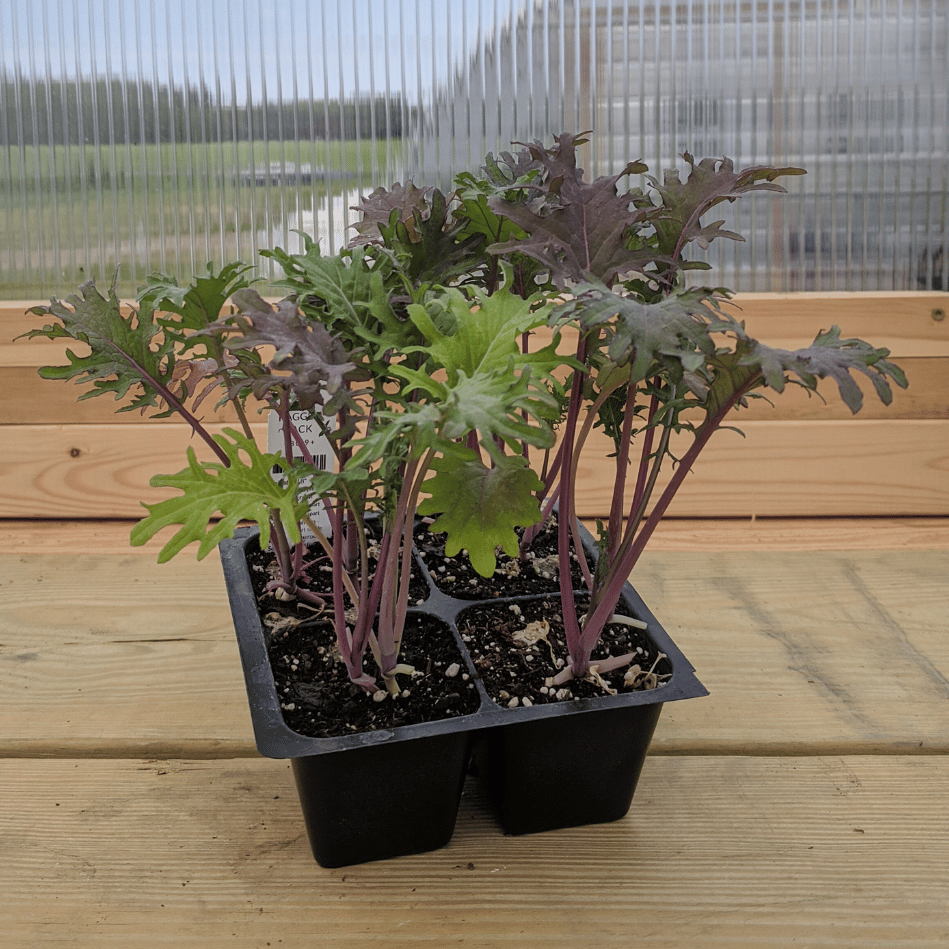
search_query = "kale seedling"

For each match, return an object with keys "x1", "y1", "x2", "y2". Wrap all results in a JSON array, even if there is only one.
[
  {"x1": 485, "y1": 133, "x2": 907, "y2": 685},
  {"x1": 21, "y1": 131, "x2": 908, "y2": 705}
]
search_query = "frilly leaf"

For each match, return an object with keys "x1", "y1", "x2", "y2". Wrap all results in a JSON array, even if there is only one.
[
  {"x1": 21, "y1": 280, "x2": 177, "y2": 413},
  {"x1": 418, "y1": 454, "x2": 544, "y2": 576},
  {"x1": 403, "y1": 282, "x2": 560, "y2": 381},
  {"x1": 487, "y1": 132, "x2": 654, "y2": 287},
  {"x1": 138, "y1": 261, "x2": 254, "y2": 344},
  {"x1": 650, "y1": 154, "x2": 805, "y2": 261},
  {"x1": 211, "y1": 290, "x2": 359, "y2": 411},
  {"x1": 553, "y1": 283, "x2": 732, "y2": 394},
  {"x1": 129, "y1": 428, "x2": 314, "y2": 562},
  {"x1": 739, "y1": 325, "x2": 908, "y2": 414}
]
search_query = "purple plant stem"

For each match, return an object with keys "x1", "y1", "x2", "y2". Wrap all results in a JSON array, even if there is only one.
[
  {"x1": 331, "y1": 498, "x2": 350, "y2": 666},
  {"x1": 574, "y1": 381, "x2": 758, "y2": 672},
  {"x1": 557, "y1": 334, "x2": 589, "y2": 662},
  {"x1": 606, "y1": 381, "x2": 640, "y2": 560},
  {"x1": 150, "y1": 371, "x2": 231, "y2": 466},
  {"x1": 358, "y1": 527, "x2": 390, "y2": 653},
  {"x1": 519, "y1": 480, "x2": 560, "y2": 554},
  {"x1": 267, "y1": 394, "x2": 306, "y2": 590},
  {"x1": 268, "y1": 511, "x2": 292, "y2": 587},
  {"x1": 568, "y1": 512, "x2": 594, "y2": 591},
  {"x1": 376, "y1": 449, "x2": 432, "y2": 682},
  {"x1": 627, "y1": 389, "x2": 659, "y2": 538}
]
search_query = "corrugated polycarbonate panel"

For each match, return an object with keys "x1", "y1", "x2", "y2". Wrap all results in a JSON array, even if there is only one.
[{"x1": 1, "y1": 0, "x2": 946, "y2": 296}]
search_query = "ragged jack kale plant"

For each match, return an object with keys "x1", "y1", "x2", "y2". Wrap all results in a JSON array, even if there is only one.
[
  {"x1": 475, "y1": 132, "x2": 907, "y2": 688},
  {"x1": 21, "y1": 130, "x2": 908, "y2": 706}
]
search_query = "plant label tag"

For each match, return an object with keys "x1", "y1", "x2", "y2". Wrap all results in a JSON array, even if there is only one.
[{"x1": 267, "y1": 409, "x2": 335, "y2": 541}]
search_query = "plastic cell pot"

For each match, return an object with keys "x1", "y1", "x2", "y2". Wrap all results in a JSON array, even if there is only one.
[
  {"x1": 218, "y1": 529, "x2": 477, "y2": 869},
  {"x1": 460, "y1": 575, "x2": 703, "y2": 836},
  {"x1": 444, "y1": 521, "x2": 707, "y2": 837}
]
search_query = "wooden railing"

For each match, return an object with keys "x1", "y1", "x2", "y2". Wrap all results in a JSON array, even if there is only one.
[{"x1": 2, "y1": 291, "x2": 947, "y2": 520}]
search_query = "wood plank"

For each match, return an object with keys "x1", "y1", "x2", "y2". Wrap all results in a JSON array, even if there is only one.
[
  {"x1": 634, "y1": 515, "x2": 949, "y2": 552},
  {"x1": 576, "y1": 419, "x2": 949, "y2": 517},
  {"x1": 727, "y1": 290, "x2": 949, "y2": 355},
  {"x1": 1, "y1": 549, "x2": 946, "y2": 753},
  {"x1": 0, "y1": 757, "x2": 946, "y2": 947},
  {"x1": 3, "y1": 516, "x2": 949, "y2": 555},
  {"x1": 2, "y1": 300, "x2": 132, "y2": 369},
  {"x1": 0, "y1": 422, "x2": 267, "y2": 518},
  {"x1": 4, "y1": 355, "x2": 943, "y2": 424},
  {"x1": 720, "y1": 355, "x2": 946, "y2": 420},
  {"x1": 3, "y1": 419, "x2": 948, "y2": 519},
  {"x1": 0, "y1": 366, "x2": 258, "y2": 424},
  {"x1": 2, "y1": 336, "x2": 91, "y2": 368},
  {"x1": 0, "y1": 554, "x2": 254, "y2": 755},
  {"x1": 8, "y1": 305, "x2": 943, "y2": 374},
  {"x1": 632, "y1": 548, "x2": 949, "y2": 754}
]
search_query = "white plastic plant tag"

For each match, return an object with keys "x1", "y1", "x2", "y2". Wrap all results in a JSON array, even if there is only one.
[{"x1": 267, "y1": 408, "x2": 335, "y2": 541}]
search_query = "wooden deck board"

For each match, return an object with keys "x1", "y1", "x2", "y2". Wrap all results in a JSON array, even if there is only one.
[
  {"x1": 3, "y1": 516, "x2": 949, "y2": 554},
  {"x1": 1, "y1": 756, "x2": 946, "y2": 948},
  {"x1": 1, "y1": 516, "x2": 946, "y2": 946},
  {"x1": 634, "y1": 548, "x2": 949, "y2": 754},
  {"x1": 2, "y1": 543, "x2": 946, "y2": 755},
  {"x1": 4, "y1": 418, "x2": 949, "y2": 519}
]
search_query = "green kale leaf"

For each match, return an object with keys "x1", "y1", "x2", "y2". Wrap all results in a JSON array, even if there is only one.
[
  {"x1": 418, "y1": 453, "x2": 545, "y2": 576},
  {"x1": 129, "y1": 428, "x2": 316, "y2": 561}
]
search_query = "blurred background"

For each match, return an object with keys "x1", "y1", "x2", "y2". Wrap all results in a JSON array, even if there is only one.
[{"x1": 2, "y1": 0, "x2": 946, "y2": 298}]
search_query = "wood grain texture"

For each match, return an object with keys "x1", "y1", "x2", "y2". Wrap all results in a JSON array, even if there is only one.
[
  {"x1": 7, "y1": 290, "x2": 949, "y2": 355},
  {"x1": 2, "y1": 548, "x2": 946, "y2": 754},
  {"x1": 3, "y1": 418, "x2": 948, "y2": 518},
  {"x1": 4, "y1": 292, "x2": 946, "y2": 519},
  {"x1": 3, "y1": 516, "x2": 949, "y2": 554},
  {"x1": 0, "y1": 756, "x2": 946, "y2": 948},
  {"x1": 576, "y1": 419, "x2": 949, "y2": 517},
  {"x1": 1, "y1": 366, "x2": 248, "y2": 424},
  {"x1": 619, "y1": 516, "x2": 949, "y2": 552},
  {"x1": 5, "y1": 293, "x2": 945, "y2": 426},
  {"x1": 0, "y1": 422, "x2": 268, "y2": 518},
  {"x1": 725, "y1": 290, "x2": 949, "y2": 355},
  {"x1": 632, "y1": 548, "x2": 949, "y2": 754},
  {"x1": 0, "y1": 554, "x2": 254, "y2": 754}
]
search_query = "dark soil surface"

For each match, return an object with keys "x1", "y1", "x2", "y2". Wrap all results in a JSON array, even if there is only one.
[
  {"x1": 247, "y1": 527, "x2": 429, "y2": 618},
  {"x1": 266, "y1": 613, "x2": 480, "y2": 739},
  {"x1": 245, "y1": 538, "x2": 477, "y2": 739},
  {"x1": 242, "y1": 521, "x2": 669, "y2": 740},
  {"x1": 414, "y1": 516, "x2": 594, "y2": 600},
  {"x1": 457, "y1": 595, "x2": 673, "y2": 707}
]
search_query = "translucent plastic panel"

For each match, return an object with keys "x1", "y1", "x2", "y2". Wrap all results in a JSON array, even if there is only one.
[{"x1": 2, "y1": 0, "x2": 946, "y2": 297}]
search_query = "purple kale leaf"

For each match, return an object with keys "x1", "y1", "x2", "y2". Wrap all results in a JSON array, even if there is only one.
[
  {"x1": 23, "y1": 280, "x2": 178, "y2": 413},
  {"x1": 649, "y1": 154, "x2": 806, "y2": 269},
  {"x1": 348, "y1": 181, "x2": 434, "y2": 245},
  {"x1": 349, "y1": 182, "x2": 482, "y2": 286},
  {"x1": 488, "y1": 132, "x2": 654, "y2": 288},
  {"x1": 553, "y1": 283, "x2": 732, "y2": 395},
  {"x1": 740, "y1": 325, "x2": 909, "y2": 414},
  {"x1": 216, "y1": 289, "x2": 360, "y2": 412}
]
